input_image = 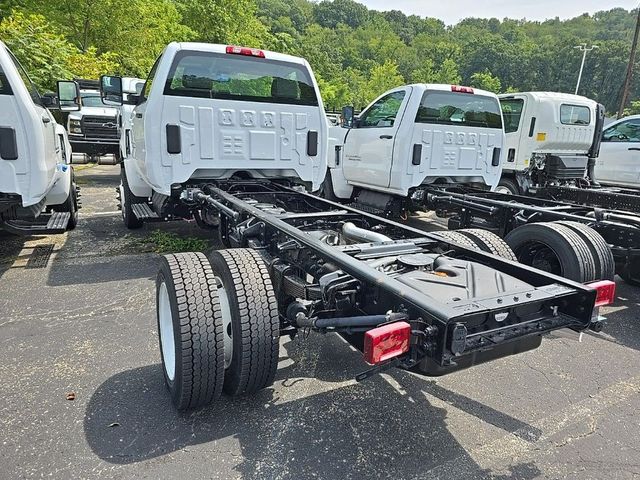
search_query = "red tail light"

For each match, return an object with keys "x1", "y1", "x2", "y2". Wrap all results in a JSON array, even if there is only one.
[
  {"x1": 226, "y1": 45, "x2": 265, "y2": 58},
  {"x1": 364, "y1": 322, "x2": 411, "y2": 365},
  {"x1": 451, "y1": 85, "x2": 474, "y2": 94},
  {"x1": 588, "y1": 280, "x2": 616, "y2": 307}
]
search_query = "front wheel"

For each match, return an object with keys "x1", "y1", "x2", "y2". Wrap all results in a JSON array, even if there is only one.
[
  {"x1": 495, "y1": 177, "x2": 520, "y2": 195},
  {"x1": 119, "y1": 167, "x2": 144, "y2": 229},
  {"x1": 51, "y1": 170, "x2": 79, "y2": 230}
]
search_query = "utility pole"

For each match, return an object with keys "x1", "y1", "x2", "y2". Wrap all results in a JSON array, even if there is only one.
[
  {"x1": 618, "y1": 7, "x2": 640, "y2": 118},
  {"x1": 574, "y1": 44, "x2": 598, "y2": 95}
]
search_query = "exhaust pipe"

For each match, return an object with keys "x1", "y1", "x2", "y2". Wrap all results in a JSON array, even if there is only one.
[{"x1": 342, "y1": 222, "x2": 392, "y2": 243}]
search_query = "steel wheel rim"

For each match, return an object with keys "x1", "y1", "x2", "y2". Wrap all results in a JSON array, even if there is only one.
[
  {"x1": 495, "y1": 186, "x2": 512, "y2": 195},
  {"x1": 158, "y1": 282, "x2": 176, "y2": 381},
  {"x1": 216, "y1": 277, "x2": 234, "y2": 369}
]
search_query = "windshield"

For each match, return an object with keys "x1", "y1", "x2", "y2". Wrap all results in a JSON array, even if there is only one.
[
  {"x1": 81, "y1": 92, "x2": 104, "y2": 107},
  {"x1": 164, "y1": 51, "x2": 318, "y2": 106},
  {"x1": 416, "y1": 91, "x2": 502, "y2": 129}
]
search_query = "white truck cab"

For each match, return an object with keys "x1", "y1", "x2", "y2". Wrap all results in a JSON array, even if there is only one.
[
  {"x1": 0, "y1": 41, "x2": 78, "y2": 234},
  {"x1": 67, "y1": 79, "x2": 120, "y2": 163},
  {"x1": 100, "y1": 42, "x2": 328, "y2": 228},
  {"x1": 498, "y1": 92, "x2": 604, "y2": 194},
  {"x1": 326, "y1": 84, "x2": 505, "y2": 212}
]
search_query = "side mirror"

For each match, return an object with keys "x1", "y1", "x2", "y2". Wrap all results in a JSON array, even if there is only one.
[
  {"x1": 124, "y1": 93, "x2": 141, "y2": 105},
  {"x1": 100, "y1": 75, "x2": 123, "y2": 106},
  {"x1": 57, "y1": 80, "x2": 80, "y2": 111},
  {"x1": 341, "y1": 105, "x2": 355, "y2": 128},
  {"x1": 41, "y1": 92, "x2": 58, "y2": 108}
]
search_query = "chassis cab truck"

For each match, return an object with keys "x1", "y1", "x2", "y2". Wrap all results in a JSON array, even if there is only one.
[
  {"x1": 0, "y1": 41, "x2": 79, "y2": 234},
  {"x1": 497, "y1": 92, "x2": 604, "y2": 195},
  {"x1": 101, "y1": 43, "x2": 613, "y2": 411},
  {"x1": 325, "y1": 84, "x2": 505, "y2": 214}
]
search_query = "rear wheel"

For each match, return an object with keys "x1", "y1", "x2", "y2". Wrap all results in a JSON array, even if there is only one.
[
  {"x1": 156, "y1": 252, "x2": 225, "y2": 410},
  {"x1": 555, "y1": 221, "x2": 615, "y2": 281},
  {"x1": 435, "y1": 230, "x2": 481, "y2": 249},
  {"x1": 119, "y1": 167, "x2": 144, "y2": 229},
  {"x1": 505, "y1": 222, "x2": 597, "y2": 282},
  {"x1": 206, "y1": 248, "x2": 280, "y2": 396},
  {"x1": 496, "y1": 177, "x2": 519, "y2": 195},
  {"x1": 457, "y1": 229, "x2": 518, "y2": 261}
]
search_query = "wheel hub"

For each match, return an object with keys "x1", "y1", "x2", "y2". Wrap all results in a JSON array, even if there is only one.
[{"x1": 216, "y1": 277, "x2": 234, "y2": 369}]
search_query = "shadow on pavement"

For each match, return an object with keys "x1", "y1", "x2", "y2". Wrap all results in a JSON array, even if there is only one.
[{"x1": 84, "y1": 335, "x2": 542, "y2": 479}]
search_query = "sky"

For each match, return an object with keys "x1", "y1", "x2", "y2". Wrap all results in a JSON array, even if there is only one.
[{"x1": 355, "y1": 0, "x2": 639, "y2": 25}]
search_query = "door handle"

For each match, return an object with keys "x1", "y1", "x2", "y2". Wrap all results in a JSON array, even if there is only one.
[
  {"x1": 628, "y1": 147, "x2": 640, "y2": 151},
  {"x1": 136, "y1": 113, "x2": 143, "y2": 118},
  {"x1": 41, "y1": 116, "x2": 51, "y2": 124},
  {"x1": 379, "y1": 135, "x2": 393, "y2": 139}
]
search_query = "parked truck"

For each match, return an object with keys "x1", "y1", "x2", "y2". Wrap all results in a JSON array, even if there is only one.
[
  {"x1": 0, "y1": 41, "x2": 79, "y2": 235},
  {"x1": 67, "y1": 78, "x2": 120, "y2": 164},
  {"x1": 100, "y1": 42, "x2": 613, "y2": 411}
]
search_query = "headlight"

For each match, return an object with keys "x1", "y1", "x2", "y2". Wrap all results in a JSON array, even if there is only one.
[{"x1": 69, "y1": 119, "x2": 81, "y2": 134}]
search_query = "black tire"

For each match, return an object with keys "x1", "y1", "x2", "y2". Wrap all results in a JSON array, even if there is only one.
[
  {"x1": 496, "y1": 177, "x2": 520, "y2": 195},
  {"x1": 457, "y1": 229, "x2": 518, "y2": 262},
  {"x1": 555, "y1": 221, "x2": 615, "y2": 281},
  {"x1": 207, "y1": 248, "x2": 279, "y2": 397},
  {"x1": 51, "y1": 170, "x2": 79, "y2": 230},
  {"x1": 120, "y1": 167, "x2": 144, "y2": 229},
  {"x1": 435, "y1": 230, "x2": 481, "y2": 249},
  {"x1": 156, "y1": 252, "x2": 225, "y2": 410},
  {"x1": 505, "y1": 223, "x2": 597, "y2": 282}
]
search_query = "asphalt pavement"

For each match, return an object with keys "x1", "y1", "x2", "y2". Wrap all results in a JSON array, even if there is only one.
[{"x1": 0, "y1": 165, "x2": 639, "y2": 479}]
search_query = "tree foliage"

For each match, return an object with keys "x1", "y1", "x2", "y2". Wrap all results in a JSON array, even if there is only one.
[{"x1": 1, "y1": 0, "x2": 639, "y2": 112}]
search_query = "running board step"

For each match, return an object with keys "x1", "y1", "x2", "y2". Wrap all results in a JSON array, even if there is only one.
[
  {"x1": 2, "y1": 211, "x2": 70, "y2": 235},
  {"x1": 131, "y1": 203, "x2": 160, "y2": 221}
]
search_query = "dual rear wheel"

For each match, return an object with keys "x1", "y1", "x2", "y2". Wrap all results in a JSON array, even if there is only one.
[{"x1": 156, "y1": 249, "x2": 279, "y2": 410}]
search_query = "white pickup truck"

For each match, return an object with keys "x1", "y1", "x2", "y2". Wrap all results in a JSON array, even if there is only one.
[
  {"x1": 324, "y1": 84, "x2": 505, "y2": 213},
  {"x1": 497, "y1": 92, "x2": 604, "y2": 194},
  {"x1": 0, "y1": 41, "x2": 79, "y2": 234}
]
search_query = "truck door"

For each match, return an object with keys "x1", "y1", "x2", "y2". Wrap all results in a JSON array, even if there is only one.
[
  {"x1": 342, "y1": 89, "x2": 410, "y2": 189},
  {"x1": 599, "y1": 118, "x2": 640, "y2": 187},
  {"x1": 500, "y1": 96, "x2": 526, "y2": 170}
]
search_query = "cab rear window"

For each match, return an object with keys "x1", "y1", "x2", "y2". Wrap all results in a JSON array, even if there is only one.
[
  {"x1": 416, "y1": 91, "x2": 502, "y2": 129},
  {"x1": 560, "y1": 104, "x2": 590, "y2": 125},
  {"x1": 164, "y1": 51, "x2": 318, "y2": 106}
]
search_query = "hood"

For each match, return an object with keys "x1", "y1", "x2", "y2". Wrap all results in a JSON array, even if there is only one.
[{"x1": 76, "y1": 106, "x2": 119, "y2": 118}]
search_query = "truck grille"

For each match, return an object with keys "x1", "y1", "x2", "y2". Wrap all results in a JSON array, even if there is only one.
[{"x1": 82, "y1": 116, "x2": 118, "y2": 139}]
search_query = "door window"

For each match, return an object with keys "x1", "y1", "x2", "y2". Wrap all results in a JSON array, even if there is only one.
[
  {"x1": 359, "y1": 91, "x2": 406, "y2": 128},
  {"x1": 142, "y1": 55, "x2": 162, "y2": 101},
  {"x1": 6, "y1": 51, "x2": 42, "y2": 105},
  {"x1": 0, "y1": 65, "x2": 12, "y2": 95},
  {"x1": 602, "y1": 119, "x2": 640, "y2": 142},
  {"x1": 500, "y1": 98, "x2": 524, "y2": 133}
]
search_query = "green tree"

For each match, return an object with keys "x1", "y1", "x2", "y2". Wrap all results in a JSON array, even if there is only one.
[
  {"x1": 470, "y1": 69, "x2": 502, "y2": 92},
  {"x1": 313, "y1": 0, "x2": 369, "y2": 29},
  {"x1": 365, "y1": 61, "x2": 404, "y2": 103},
  {"x1": 177, "y1": 0, "x2": 267, "y2": 46}
]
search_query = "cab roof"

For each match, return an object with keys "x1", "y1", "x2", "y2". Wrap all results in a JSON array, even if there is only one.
[{"x1": 171, "y1": 42, "x2": 310, "y2": 67}]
